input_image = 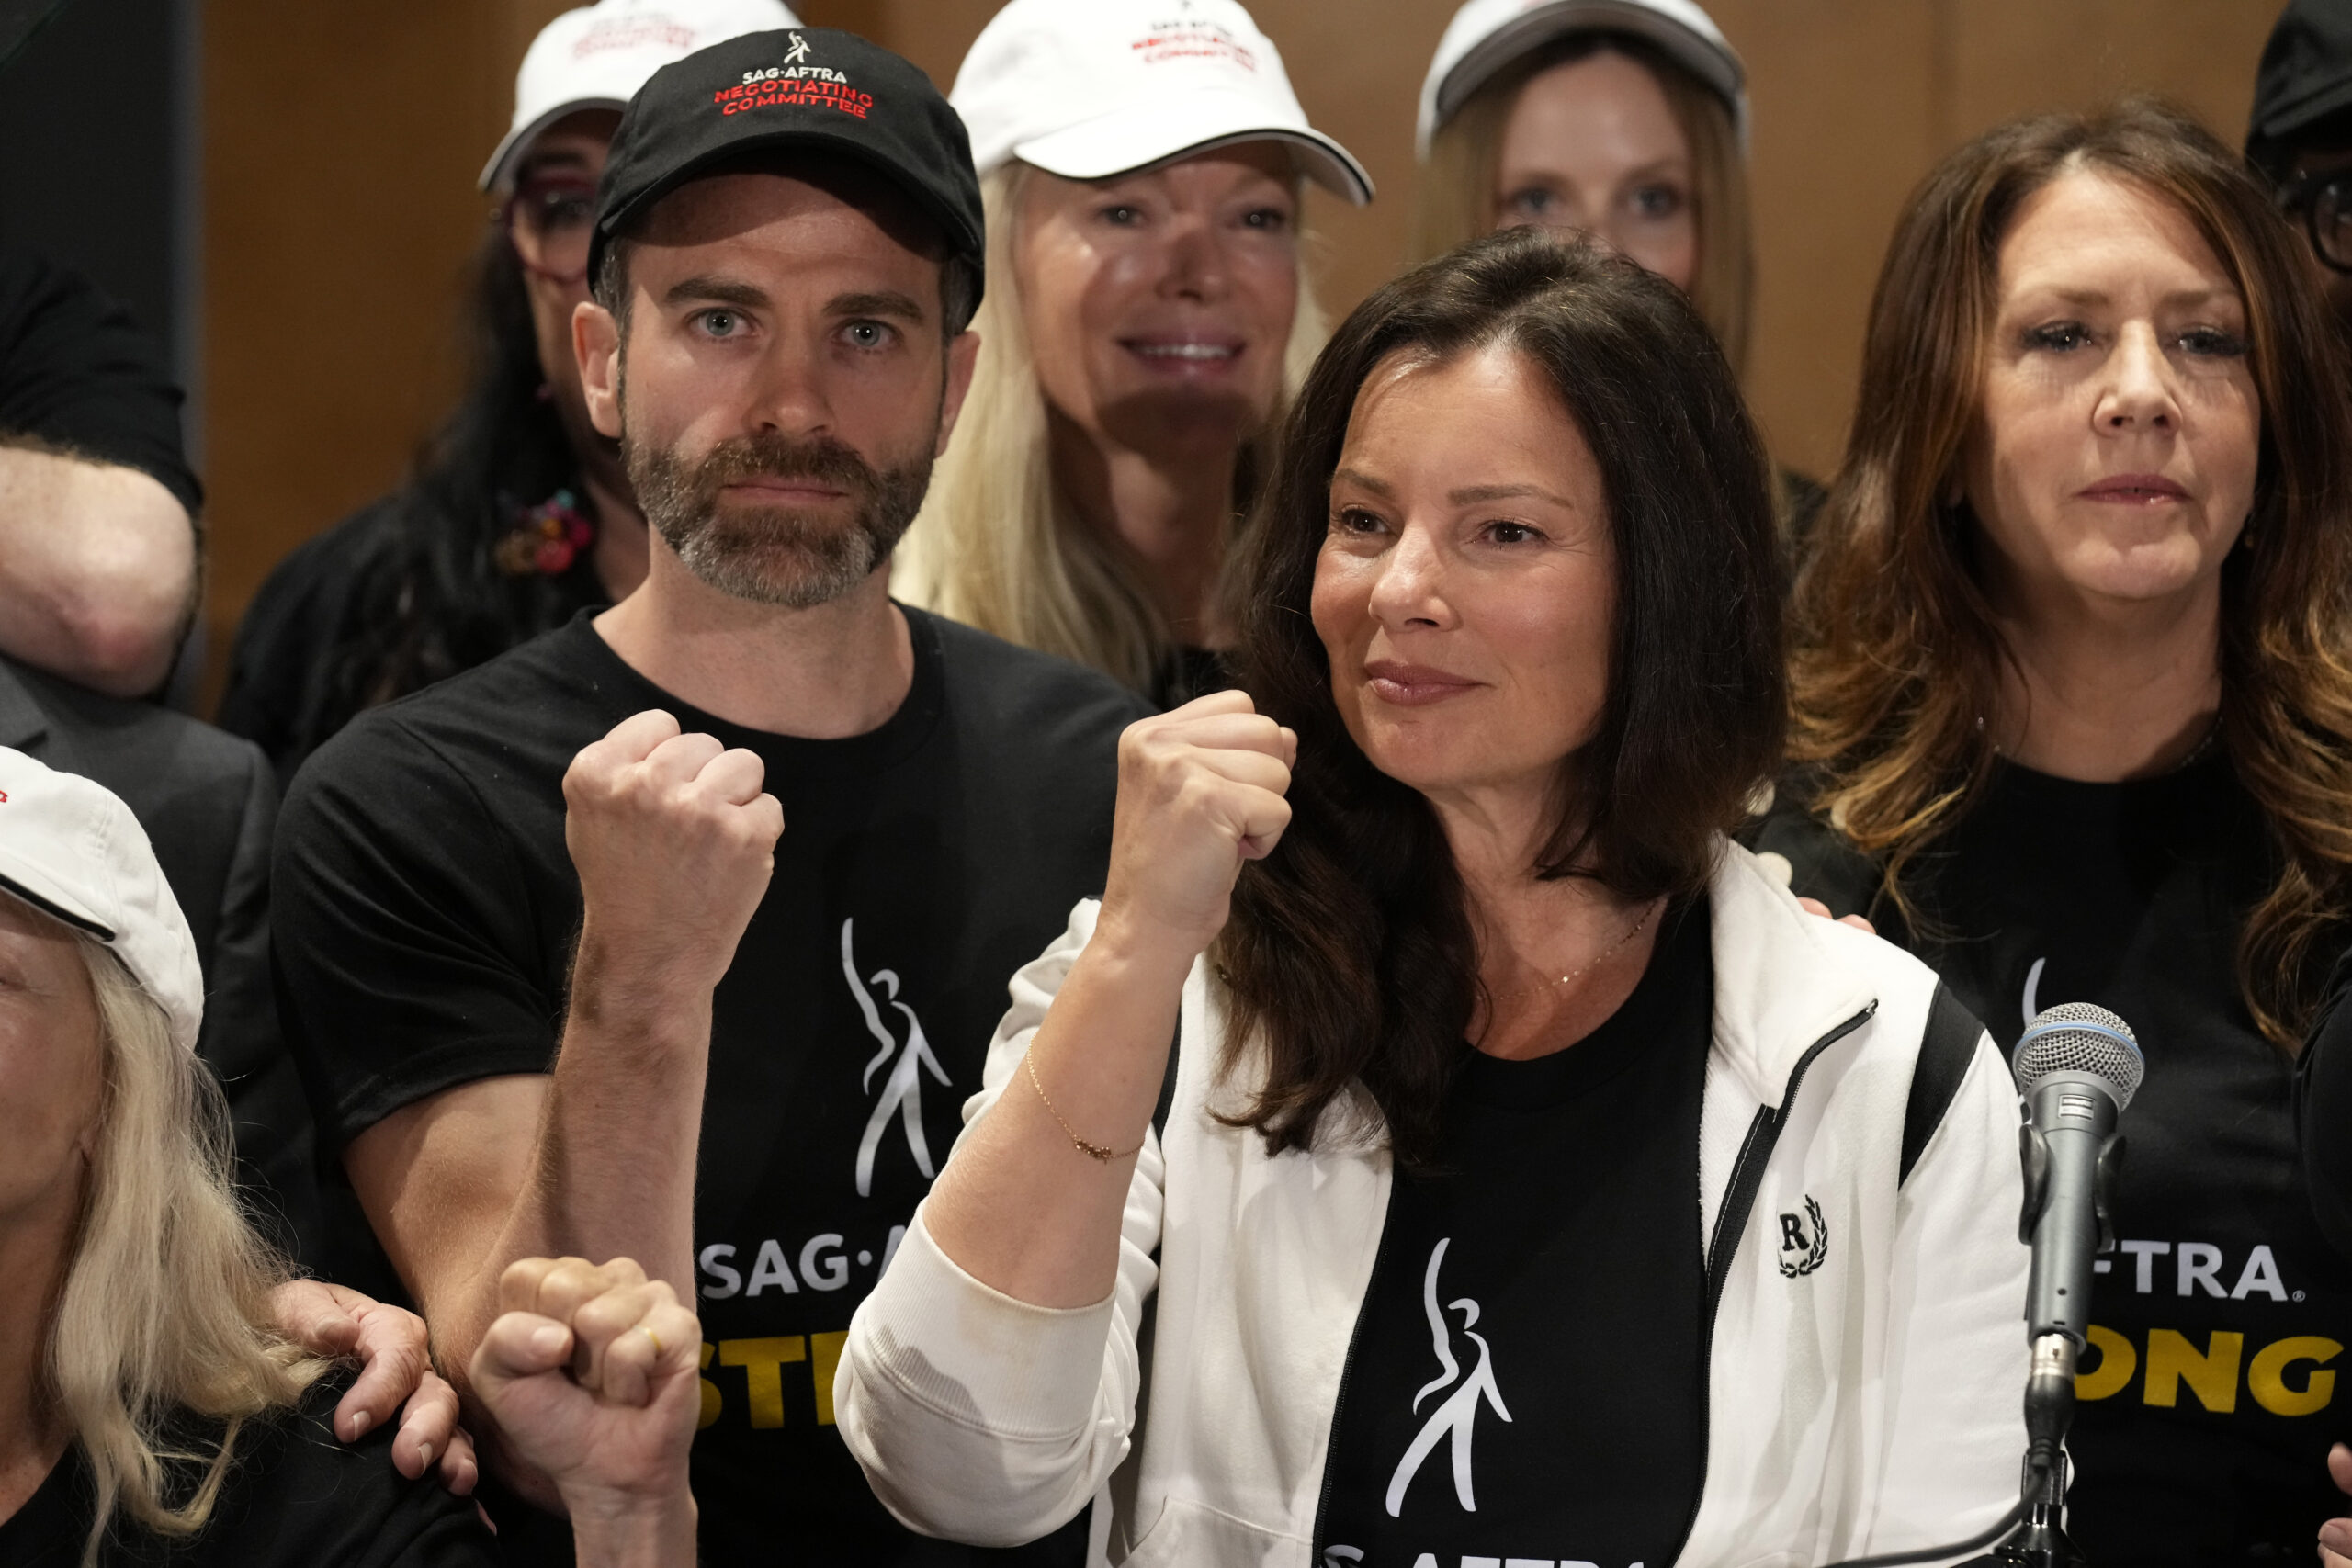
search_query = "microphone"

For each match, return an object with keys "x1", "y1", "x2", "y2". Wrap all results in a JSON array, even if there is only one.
[
  {"x1": 2007, "y1": 1000, "x2": 2143, "y2": 1566},
  {"x1": 2016, "y1": 1001, "x2": 2142, "y2": 1344}
]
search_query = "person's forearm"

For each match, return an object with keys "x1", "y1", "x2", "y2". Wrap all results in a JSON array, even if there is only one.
[
  {"x1": 567, "y1": 1490, "x2": 698, "y2": 1568},
  {"x1": 922, "y1": 913, "x2": 1191, "y2": 1308},
  {"x1": 444, "y1": 935, "x2": 712, "y2": 1508},
  {"x1": 502, "y1": 926, "x2": 711, "y2": 1292},
  {"x1": 0, "y1": 446, "x2": 195, "y2": 694}
]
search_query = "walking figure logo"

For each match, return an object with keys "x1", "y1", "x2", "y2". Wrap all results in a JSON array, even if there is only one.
[
  {"x1": 1385, "y1": 1237, "x2": 1511, "y2": 1517},
  {"x1": 842, "y1": 919, "x2": 948, "y2": 1198},
  {"x1": 2021, "y1": 954, "x2": 2048, "y2": 1027},
  {"x1": 782, "y1": 30, "x2": 810, "y2": 63}
]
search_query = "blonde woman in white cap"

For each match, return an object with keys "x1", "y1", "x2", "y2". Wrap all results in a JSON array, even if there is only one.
[
  {"x1": 892, "y1": 0, "x2": 1372, "y2": 704},
  {"x1": 221, "y1": 0, "x2": 796, "y2": 788},
  {"x1": 0, "y1": 748, "x2": 703, "y2": 1567},
  {"x1": 1414, "y1": 0, "x2": 1823, "y2": 528}
]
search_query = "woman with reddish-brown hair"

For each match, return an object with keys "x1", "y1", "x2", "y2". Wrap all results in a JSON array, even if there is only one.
[{"x1": 1755, "y1": 98, "x2": 2352, "y2": 1564}]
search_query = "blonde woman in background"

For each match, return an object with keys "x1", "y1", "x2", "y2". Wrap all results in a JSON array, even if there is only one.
[
  {"x1": 1416, "y1": 0, "x2": 1825, "y2": 529},
  {"x1": 891, "y1": 0, "x2": 1371, "y2": 704},
  {"x1": 0, "y1": 747, "x2": 702, "y2": 1568}
]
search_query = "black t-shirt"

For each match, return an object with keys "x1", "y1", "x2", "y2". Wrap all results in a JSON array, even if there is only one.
[
  {"x1": 0, "y1": 1370, "x2": 492, "y2": 1566},
  {"x1": 274, "y1": 606, "x2": 1146, "y2": 1564},
  {"x1": 1755, "y1": 751, "x2": 2352, "y2": 1565},
  {"x1": 1316, "y1": 899, "x2": 1713, "y2": 1568},
  {"x1": 0, "y1": 247, "x2": 199, "y2": 515},
  {"x1": 2300, "y1": 949, "x2": 2352, "y2": 1255},
  {"x1": 220, "y1": 495, "x2": 610, "y2": 793}
]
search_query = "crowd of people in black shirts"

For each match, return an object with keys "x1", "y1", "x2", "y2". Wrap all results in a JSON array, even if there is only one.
[{"x1": 5, "y1": 0, "x2": 2352, "y2": 1562}]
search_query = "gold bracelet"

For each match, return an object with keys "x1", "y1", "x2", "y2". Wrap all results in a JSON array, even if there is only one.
[{"x1": 1024, "y1": 1050, "x2": 1143, "y2": 1163}]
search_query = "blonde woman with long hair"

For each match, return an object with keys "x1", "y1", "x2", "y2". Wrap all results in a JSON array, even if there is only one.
[
  {"x1": 1413, "y1": 0, "x2": 1822, "y2": 530},
  {"x1": 891, "y1": 0, "x2": 1369, "y2": 704},
  {"x1": 0, "y1": 747, "x2": 702, "y2": 1566}
]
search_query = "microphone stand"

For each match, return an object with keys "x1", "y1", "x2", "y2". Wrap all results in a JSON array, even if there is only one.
[
  {"x1": 1993, "y1": 1333, "x2": 2084, "y2": 1567},
  {"x1": 1991, "y1": 1102, "x2": 2126, "y2": 1568}
]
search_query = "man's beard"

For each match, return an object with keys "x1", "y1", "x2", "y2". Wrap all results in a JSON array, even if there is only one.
[{"x1": 623, "y1": 424, "x2": 934, "y2": 610}]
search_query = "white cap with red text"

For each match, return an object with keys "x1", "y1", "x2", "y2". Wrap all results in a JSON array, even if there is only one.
[
  {"x1": 0, "y1": 748, "x2": 201, "y2": 1053},
  {"x1": 481, "y1": 0, "x2": 804, "y2": 191},
  {"x1": 952, "y1": 0, "x2": 1374, "y2": 205},
  {"x1": 1418, "y1": 0, "x2": 1747, "y2": 156}
]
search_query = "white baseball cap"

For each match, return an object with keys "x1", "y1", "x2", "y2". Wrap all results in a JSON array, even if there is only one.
[
  {"x1": 952, "y1": 0, "x2": 1374, "y2": 206},
  {"x1": 0, "y1": 748, "x2": 201, "y2": 1053},
  {"x1": 1418, "y1": 0, "x2": 1747, "y2": 158},
  {"x1": 481, "y1": 0, "x2": 804, "y2": 191}
]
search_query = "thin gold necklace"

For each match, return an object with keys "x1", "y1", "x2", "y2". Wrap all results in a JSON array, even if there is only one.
[{"x1": 1559, "y1": 897, "x2": 1665, "y2": 988}]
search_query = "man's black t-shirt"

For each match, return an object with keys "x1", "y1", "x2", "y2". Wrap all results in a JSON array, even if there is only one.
[
  {"x1": 0, "y1": 1370, "x2": 492, "y2": 1566},
  {"x1": 1756, "y1": 751, "x2": 2352, "y2": 1565},
  {"x1": 274, "y1": 606, "x2": 1147, "y2": 1564},
  {"x1": 1316, "y1": 900, "x2": 1713, "y2": 1568}
]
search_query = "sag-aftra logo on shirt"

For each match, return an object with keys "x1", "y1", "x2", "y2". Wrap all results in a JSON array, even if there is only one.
[
  {"x1": 1327, "y1": 1239, "x2": 1647, "y2": 1568},
  {"x1": 2076, "y1": 1235, "x2": 2342, "y2": 1417},
  {"x1": 688, "y1": 919, "x2": 946, "y2": 1434}
]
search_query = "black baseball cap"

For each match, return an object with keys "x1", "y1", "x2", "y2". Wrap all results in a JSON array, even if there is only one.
[
  {"x1": 2248, "y1": 0, "x2": 2352, "y2": 180},
  {"x1": 590, "y1": 27, "x2": 985, "y2": 301}
]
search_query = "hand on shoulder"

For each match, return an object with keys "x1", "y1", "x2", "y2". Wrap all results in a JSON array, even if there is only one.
[
  {"x1": 268, "y1": 1277, "x2": 478, "y2": 1494},
  {"x1": 1796, "y1": 895, "x2": 1877, "y2": 934}
]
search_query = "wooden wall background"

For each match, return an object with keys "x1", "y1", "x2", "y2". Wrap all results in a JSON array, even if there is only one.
[{"x1": 199, "y1": 0, "x2": 2278, "y2": 703}]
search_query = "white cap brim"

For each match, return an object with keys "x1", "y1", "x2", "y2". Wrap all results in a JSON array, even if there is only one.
[
  {"x1": 1012, "y1": 93, "x2": 1374, "y2": 206},
  {"x1": 0, "y1": 843, "x2": 112, "y2": 940},
  {"x1": 1421, "y1": 0, "x2": 1747, "y2": 156},
  {"x1": 480, "y1": 96, "x2": 631, "y2": 192}
]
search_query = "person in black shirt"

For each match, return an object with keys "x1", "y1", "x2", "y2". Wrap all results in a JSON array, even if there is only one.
[
  {"x1": 217, "y1": 0, "x2": 795, "y2": 789},
  {"x1": 841, "y1": 229, "x2": 2030, "y2": 1565},
  {"x1": 1756, "y1": 101, "x2": 2352, "y2": 1565},
  {"x1": 2305, "y1": 952, "x2": 2352, "y2": 1566},
  {"x1": 0, "y1": 747, "x2": 700, "y2": 1567},
  {"x1": 0, "y1": 248, "x2": 197, "y2": 699},
  {"x1": 272, "y1": 28, "x2": 1144, "y2": 1565}
]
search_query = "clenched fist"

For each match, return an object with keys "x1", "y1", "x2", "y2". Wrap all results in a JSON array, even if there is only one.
[
  {"x1": 471, "y1": 1257, "x2": 702, "y2": 1542},
  {"x1": 1099, "y1": 691, "x2": 1296, "y2": 961},
  {"x1": 563, "y1": 710, "x2": 784, "y2": 994}
]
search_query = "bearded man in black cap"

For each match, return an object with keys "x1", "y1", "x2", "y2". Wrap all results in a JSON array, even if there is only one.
[
  {"x1": 2251, "y1": 0, "x2": 2352, "y2": 335},
  {"x1": 271, "y1": 28, "x2": 1142, "y2": 1563}
]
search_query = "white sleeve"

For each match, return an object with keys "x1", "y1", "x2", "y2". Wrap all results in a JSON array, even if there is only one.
[
  {"x1": 834, "y1": 898, "x2": 1167, "y2": 1547},
  {"x1": 1867, "y1": 1032, "x2": 2033, "y2": 1561}
]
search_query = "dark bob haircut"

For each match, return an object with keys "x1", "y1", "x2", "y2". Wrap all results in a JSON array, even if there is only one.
[{"x1": 1216, "y1": 225, "x2": 1785, "y2": 1168}]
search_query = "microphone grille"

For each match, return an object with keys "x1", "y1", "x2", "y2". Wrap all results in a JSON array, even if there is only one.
[{"x1": 2014, "y1": 1001, "x2": 2143, "y2": 1108}]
